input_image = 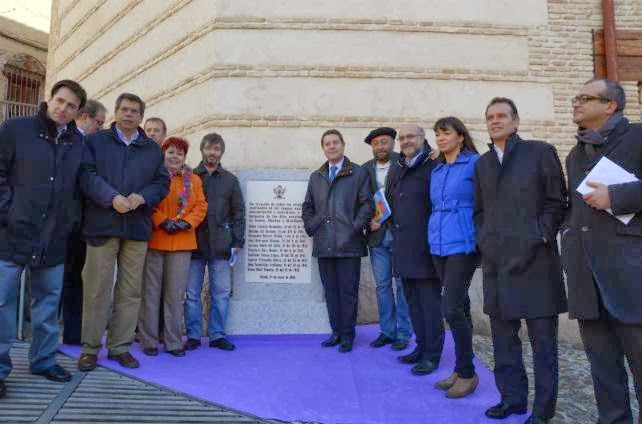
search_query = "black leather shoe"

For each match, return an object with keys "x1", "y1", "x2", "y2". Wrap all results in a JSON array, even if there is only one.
[
  {"x1": 143, "y1": 347, "x2": 158, "y2": 356},
  {"x1": 166, "y1": 349, "x2": 186, "y2": 357},
  {"x1": 321, "y1": 334, "x2": 340, "y2": 347},
  {"x1": 370, "y1": 334, "x2": 394, "y2": 348},
  {"x1": 32, "y1": 364, "x2": 72, "y2": 382},
  {"x1": 339, "y1": 338, "x2": 353, "y2": 353},
  {"x1": 391, "y1": 339, "x2": 409, "y2": 351},
  {"x1": 0, "y1": 380, "x2": 6, "y2": 398},
  {"x1": 209, "y1": 338, "x2": 235, "y2": 351},
  {"x1": 411, "y1": 359, "x2": 437, "y2": 376},
  {"x1": 524, "y1": 414, "x2": 549, "y2": 423},
  {"x1": 183, "y1": 338, "x2": 201, "y2": 351},
  {"x1": 397, "y1": 347, "x2": 420, "y2": 364},
  {"x1": 484, "y1": 401, "x2": 527, "y2": 419}
]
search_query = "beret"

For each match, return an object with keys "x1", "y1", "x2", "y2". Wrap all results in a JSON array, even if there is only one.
[{"x1": 364, "y1": 127, "x2": 397, "y2": 144}]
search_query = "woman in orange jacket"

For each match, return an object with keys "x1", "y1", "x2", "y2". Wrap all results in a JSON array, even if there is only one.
[{"x1": 138, "y1": 137, "x2": 207, "y2": 356}]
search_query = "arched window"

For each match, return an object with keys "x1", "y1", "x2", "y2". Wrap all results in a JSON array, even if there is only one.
[{"x1": 0, "y1": 53, "x2": 46, "y2": 122}]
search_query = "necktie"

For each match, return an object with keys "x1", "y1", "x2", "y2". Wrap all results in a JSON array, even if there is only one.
[{"x1": 329, "y1": 165, "x2": 338, "y2": 182}]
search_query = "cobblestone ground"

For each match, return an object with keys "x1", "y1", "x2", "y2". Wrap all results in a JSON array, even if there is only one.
[{"x1": 473, "y1": 333, "x2": 640, "y2": 424}]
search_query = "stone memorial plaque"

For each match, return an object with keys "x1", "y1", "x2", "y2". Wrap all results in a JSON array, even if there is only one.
[
  {"x1": 245, "y1": 180, "x2": 312, "y2": 284},
  {"x1": 227, "y1": 170, "x2": 330, "y2": 334}
]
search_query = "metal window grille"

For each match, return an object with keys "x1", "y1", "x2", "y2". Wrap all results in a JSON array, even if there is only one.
[{"x1": 0, "y1": 53, "x2": 45, "y2": 123}]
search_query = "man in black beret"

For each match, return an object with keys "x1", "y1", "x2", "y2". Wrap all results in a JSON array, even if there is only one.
[{"x1": 362, "y1": 128, "x2": 412, "y2": 351}]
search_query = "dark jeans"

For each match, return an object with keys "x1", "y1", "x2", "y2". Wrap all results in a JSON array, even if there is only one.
[
  {"x1": 490, "y1": 316, "x2": 559, "y2": 419},
  {"x1": 318, "y1": 257, "x2": 361, "y2": 340},
  {"x1": 62, "y1": 230, "x2": 85, "y2": 345},
  {"x1": 403, "y1": 278, "x2": 444, "y2": 364},
  {"x1": 580, "y1": 304, "x2": 642, "y2": 424},
  {"x1": 433, "y1": 253, "x2": 477, "y2": 378}
]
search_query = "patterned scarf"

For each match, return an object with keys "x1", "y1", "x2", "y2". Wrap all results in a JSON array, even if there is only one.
[{"x1": 170, "y1": 165, "x2": 193, "y2": 219}]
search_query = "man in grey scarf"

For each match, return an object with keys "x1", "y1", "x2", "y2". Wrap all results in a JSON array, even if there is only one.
[{"x1": 564, "y1": 78, "x2": 642, "y2": 424}]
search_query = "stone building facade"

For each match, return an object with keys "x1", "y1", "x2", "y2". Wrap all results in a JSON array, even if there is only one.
[
  {"x1": 47, "y1": 0, "x2": 642, "y2": 340},
  {"x1": 47, "y1": 0, "x2": 641, "y2": 166}
]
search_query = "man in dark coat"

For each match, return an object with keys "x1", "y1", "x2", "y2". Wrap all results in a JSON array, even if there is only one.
[
  {"x1": 302, "y1": 129, "x2": 371, "y2": 353},
  {"x1": 564, "y1": 79, "x2": 642, "y2": 424},
  {"x1": 362, "y1": 127, "x2": 411, "y2": 350},
  {"x1": 62, "y1": 99, "x2": 107, "y2": 345},
  {"x1": 77, "y1": 93, "x2": 169, "y2": 372},
  {"x1": 0, "y1": 80, "x2": 87, "y2": 396},
  {"x1": 183, "y1": 132, "x2": 245, "y2": 352},
  {"x1": 388, "y1": 124, "x2": 444, "y2": 375},
  {"x1": 474, "y1": 97, "x2": 567, "y2": 424}
]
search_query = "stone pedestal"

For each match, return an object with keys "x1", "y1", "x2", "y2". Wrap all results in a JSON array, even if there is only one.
[{"x1": 226, "y1": 168, "x2": 332, "y2": 334}]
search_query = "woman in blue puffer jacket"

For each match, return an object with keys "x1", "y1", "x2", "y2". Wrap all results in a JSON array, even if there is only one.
[{"x1": 428, "y1": 116, "x2": 480, "y2": 398}]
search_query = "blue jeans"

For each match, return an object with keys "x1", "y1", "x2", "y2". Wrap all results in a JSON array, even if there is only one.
[
  {"x1": 0, "y1": 260, "x2": 64, "y2": 380},
  {"x1": 184, "y1": 257, "x2": 231, "y2": 341},
  {"x1": 369, "y1": 230, "x2": 412, "y2": 341}
]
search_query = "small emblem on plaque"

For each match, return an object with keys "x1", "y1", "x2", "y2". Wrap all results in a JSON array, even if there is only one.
[{"x1": 273, "y1": 185, "x2": 287, "y2": 199}]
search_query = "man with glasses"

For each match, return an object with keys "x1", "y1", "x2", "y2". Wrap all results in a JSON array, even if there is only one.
[
  {"x1": 75, "y1": 100, "x2": 106, "y2": 136},
  {"x1": 77, "y1": 93, "x2": 169, "y2": 371},
  {"x1": 62, "y1": 99, "x2": 107, "y2": 345},
  {"x1": 474, "y1": 97, "x2": 567, "y2": 423},
  {"x1": 564, "y1": 79, "x2": 642, "y2": 424},
  {"x1": 388, "y1": 125, "x2": 444, "y2": 375}
]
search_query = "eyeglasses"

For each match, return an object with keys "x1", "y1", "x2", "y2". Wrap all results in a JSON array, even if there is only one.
[
  {"x1": 571, "y1": 94, "x2": 612, "y2": 105},
  {"x1": 398, "y1": 134, "x2": 419, "y2": 142}
]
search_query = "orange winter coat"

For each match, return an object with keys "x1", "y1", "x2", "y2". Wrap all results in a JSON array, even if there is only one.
[{"x1": 149, "y1": 171, "x2": 207, "y2": 252}]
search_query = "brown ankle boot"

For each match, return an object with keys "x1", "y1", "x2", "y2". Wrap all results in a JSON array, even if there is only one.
[
  {"x1": 434, "y1": 372, "x2": 458, "y2": 390},
  {"x1": 445, "y1": 374, "x2": 478, "y2": 398}
]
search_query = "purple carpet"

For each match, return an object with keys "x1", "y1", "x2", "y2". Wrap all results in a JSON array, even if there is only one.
[{"x1": 60, "y1": 325, "x2": 526, "y2": 424}]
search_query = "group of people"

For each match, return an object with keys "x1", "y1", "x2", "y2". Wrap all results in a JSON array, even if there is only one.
[
  {"x1": 0, "y1": 77, "x2": 639, "y2": 424},
  {"x1": 0, "y1": 80, "x2": 245, "y2": 398},
  {"x1": 303, "y1": 79, "x2": 641, "y2": 424}
]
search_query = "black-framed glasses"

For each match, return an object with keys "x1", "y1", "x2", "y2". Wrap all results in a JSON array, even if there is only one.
[{"x1": 571, "y1": 94, "x2": 612, "y2": 105}]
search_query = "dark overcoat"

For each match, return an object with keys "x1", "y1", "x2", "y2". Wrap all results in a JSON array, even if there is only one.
[
  {"x1": 473, "y1": 134, "x2": 568, "y2": 319},
  {"x1": 0, "y1": 104, "x2": 85, "y2": 267},
  {"x1": 363, "y1": 152, "x2": 400, "y2": 247},
  {"x1": 562, "y1": 120, "x2": 642, "y2": 324},
  {"x1": 389, "y1": 147, "x2": 438, "y2": 280},
  {"x1": 302, "y1": 157, "x2": 371, "y2": 258}
]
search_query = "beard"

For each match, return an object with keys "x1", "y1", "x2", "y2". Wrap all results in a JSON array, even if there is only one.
[{"x1": 374, "y1": 151, "x2": 390, "y2": 162}]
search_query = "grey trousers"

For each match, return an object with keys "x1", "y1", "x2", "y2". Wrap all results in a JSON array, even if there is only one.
[
  {"x1": 580, "y1": 307, "x2": 642, "y2": 424},
  {"x1": 81, "y1": 238, "x2": 148, "y2": 355},
  {"x1": 138, "y1": 250, "x2": 191, "y2": 351}
]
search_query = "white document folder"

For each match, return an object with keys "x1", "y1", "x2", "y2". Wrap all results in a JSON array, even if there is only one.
[{"x1": 576, "y1": 156, "x2": 638, "y2": 225}]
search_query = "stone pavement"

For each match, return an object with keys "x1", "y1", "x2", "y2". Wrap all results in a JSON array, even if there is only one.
[{"x1": 473, "y1": 333, "x2": 640, "y2": 424}]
